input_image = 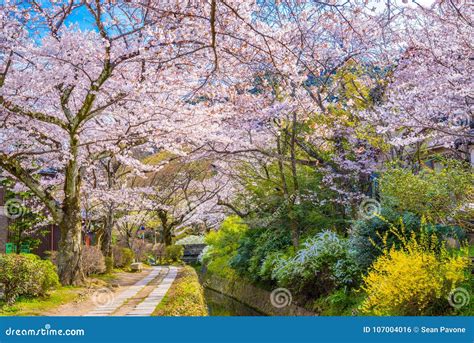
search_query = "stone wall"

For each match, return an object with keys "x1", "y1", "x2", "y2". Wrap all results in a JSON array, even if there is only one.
[
  {"x1": 0, "y1": 187, "x2": 8, "y2": 253},
  {"x1": 202, "y1": 271, "x2": 316, "y2": 316}
]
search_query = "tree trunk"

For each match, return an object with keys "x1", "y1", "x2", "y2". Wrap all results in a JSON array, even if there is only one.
[
  {"x1": 289, "y1": 217, "x2": 299, "y2": 248},
  {"x1": 58, "y1": 213, "x2": 84, "y2": 285},
  {"x1": 100, "y1": 207, "x2": 114, "y2": 257},
  {"x1": 276, "y1": 133, "x2": 299, "y2": 249},
  {"x1": 289, "y1": 112, "x2": 300, "y2": 248},
  {"x1": 57, "y1": 135, "x2": 84, "y2": 286},
  {"x1": 162, "y1": 225, "x2": 172, "y2": 246},
  {"x1": 158, "y1": 210, "x2": 173, "y2": 246}
]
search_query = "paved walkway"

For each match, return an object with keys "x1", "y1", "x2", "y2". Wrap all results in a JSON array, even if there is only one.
[
  {"x1": 85, "y1": 266, "x2": 177, "y2": 316},
  {"x1": 126, "y1": 266, "x2": 178, "y2": 316}
]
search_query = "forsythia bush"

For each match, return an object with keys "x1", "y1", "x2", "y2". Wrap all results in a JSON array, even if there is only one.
[{"x1": 361, "y1": 227, "x2": 469, "y2": 315}]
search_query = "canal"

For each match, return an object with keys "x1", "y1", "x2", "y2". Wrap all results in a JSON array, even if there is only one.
[{"x1": 204, "y1": 288, "x2": 265, "y2": 316}]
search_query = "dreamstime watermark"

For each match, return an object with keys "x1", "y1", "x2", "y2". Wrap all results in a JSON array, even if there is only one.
[
  {"x1": 358, "y1": 198, "x2": 381, "y2": 219},
  {"x1": 91, "y1": 288, "x2": 115, "y2": 307},
  {"x1": 447, "y1": 287, "x2": 470, "y2": 309},
  {"x1": 4, "y1": 323, "x2": 84, "y2": 337},
  {"x1": 1, "y1": 199, "x2": 27, "y2": 219},
  {"x1": 270, "y1": 288, "x2": 292, "y2": 308},
  {"x1": 255, "y1": 194, "x2": 297, "y2": 229}
]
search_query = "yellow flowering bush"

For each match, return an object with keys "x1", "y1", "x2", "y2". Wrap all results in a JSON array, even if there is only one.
[{"x1": 361, "y1": 225, "x2": 469, "y2": 315}]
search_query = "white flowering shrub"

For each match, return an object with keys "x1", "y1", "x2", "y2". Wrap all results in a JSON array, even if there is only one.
[
  {"x1": 272, "y1": 231, "x2": 360, "y2": 297},
  {"x1": 198, "y1": 245, "x2": 211, "y2": 264}
]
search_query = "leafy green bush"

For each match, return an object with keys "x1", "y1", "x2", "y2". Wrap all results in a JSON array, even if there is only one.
[
  {"x1": 349, "y1": 207, "x2": 465, "y2": 271},
  {"x1": 236, "y1": 161, "x2": 347, "y2": 235},
  {"x1": 164, "y1": 245, "x2": 184, "y2": 262},
  {"x1": 230, "y1": 226, "x2": 291, "y2": 282},
  {"x1": 203, "y1": 215, "x2": 248, "y2": 278},
  {"x1": 273, "y1": 231, "x2": 360, "y2": 298},
  {"x1": 0, "y1": 254, "x2": 59, "y2": 305},
  {"x1": 312, "y1": 288, "x2": 365, "y2": 315},
  {"x1": 380, "y1": 159, "x2": 473, "y2": 227},
  {"x1": 113, "y1": 246, "x2": 134, "y2": 269},
  {"x1": 122, "y1": 248, "x2": 134, "y2": 268},
  {"x1": 259, "y1": 251, "x2": 285, "y2": 282},
  {"x1": 350, "y1": 208, "x2": 419, "y2": 270},
  {"x1": 361, "y1": 227, "x2": 469, "y2": 315}
]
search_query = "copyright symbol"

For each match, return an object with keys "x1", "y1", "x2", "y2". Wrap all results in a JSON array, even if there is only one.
[{"x1": 413, "y1": 326, "x2": 419, "y2": 333}]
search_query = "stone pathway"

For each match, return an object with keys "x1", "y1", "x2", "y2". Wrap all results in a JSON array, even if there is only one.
[
  {"x1": 126, "y1": 266, "x2": 178, "y2": 316},
  {"x1": 85, "y1": 267, "x2": 163, "y2": 316},
  {"x1": 111, "y1": 267, "x2": 168, "y2": 316}
]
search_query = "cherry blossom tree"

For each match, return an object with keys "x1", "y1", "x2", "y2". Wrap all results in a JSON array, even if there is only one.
[
  {"x1": 363, "y1": 0, "x2": 473, "y2": 164},
  {"x1": 0, "y1": 0, "x2": 210, "y2": 284},
  {"x1": 131, "y1": 154, "x2": 228, "y2": 245},
  {"x1": 2, "y1": 0, "x2": 466, "y2": 285},
  {"x1": 0, "y1": 1, "x2": 255, "y2": 284}
]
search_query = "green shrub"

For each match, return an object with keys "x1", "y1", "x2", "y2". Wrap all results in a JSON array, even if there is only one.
[
  {"x1": 273, "y1": 231, "x2": 360, "y2": 298},
  {"x1": 259, "y1": 251, "x2": 285, "y2": 282},
  {"x1": 164, "y1": 245, "x2": 184, "y2": 262},
  {"x1": 203, "y1": 215, "x2": 248, "y2": 278},
  {"x1": 230, "y1": 226, "x2": 291, "y2": 283},
  {"x1": 312, "y1": 288, "x2": 365, "y2": 315},
  {"x1": 350, "y1": 208, "x2": 419, "y2": 270},
  {"x1": 0, "y1": 254, "x2": 59, "y2": 305},
  {"x1": 122, "y1": 248, "x2": 134, "y2": 268},
  {"x1": 380, "y1": 159, "x2": 473, "y2": 227},
  {"x1": 113, "y1": 246, "x2": 134, "y2": 269},
  {"x1": 349, "y1": 207, "x2": 465, "y2": 271}
]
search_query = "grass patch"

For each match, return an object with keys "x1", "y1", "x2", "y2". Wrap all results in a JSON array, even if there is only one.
[
  {"x1": 152, "y1": 266, "x2": 208, "y2": 316},
  {"x1": 0, "y1": 286, "x2": 82, "y2": 316},
  {"x1": 90, "y1": 273, "x2": 117, "y2": 283},
  {"x1": 89, "y1": 268, "x2": 127, "y2": 282}
]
